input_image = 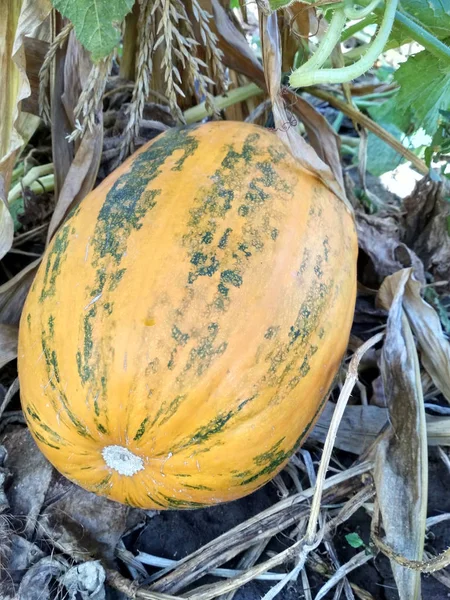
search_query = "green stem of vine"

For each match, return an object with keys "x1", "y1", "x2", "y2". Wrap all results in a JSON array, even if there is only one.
[
  {"x1": 387, "y1": 9, "x2": 450, "y2": 62},
  {"x1": 296, "y1": 9, "x2": 347, "y2": 74},
  {"x1": 340, "y1": 15, "x2": 377, "y2": 42},
  {"x1": 289, "y1": 0, "x2": 399, "y2": 87},
  {"x1": 344, "y1": 0, "x2": 380, "y2": 21},
  {"x1": 183, "y1": 83, "x2": 263, "y2": 124}
]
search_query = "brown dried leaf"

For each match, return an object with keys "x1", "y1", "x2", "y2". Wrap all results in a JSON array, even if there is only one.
[
  {"x1": 3, "y1": 429, "x2": 54, "y2": 536},
  {"x1": 0, "y1": 258, "x2": 40, "y2": 325},
  {"x1": 210, "y1": 0, "x2": 265, "y2": 87},
  {"x1": 279, "y1": 9, "x2": 304, "y2": 73},
  {"x1": 289, "y1": 96, "x2": 345, "y2": 190},
  {"x1": 0, "y1": 324, "x2": 18, "y2": 370},
  {"x1": 374, "y1": 268, "x2": 428, "y2": 600},
  {"x1": 7, "y1": 534, "x2": 45, "y2": 575},
  {"x1": 39, "y1": 477, "x2": 142, "y2": 564},
  {"x1": 47, "y1": 126, "x2": 103, "y2": 242},
  {"x1": 357, "y1": 212, "x2": 425, "y2": 285},
  {"x1": 51, "y1": 21, "x2": 76, "y2": 196},
  {"x1": 259, "y1": 12, "x2": 350, "y2": 209},
  {"x1": 17, "y1": 556, "x2": 68, "y2": 600},
  {"x1": 47, "y1": 30, "x2": 103, "y2": 241},
  {"x1": 21, "y1": 36, "x2": 48, "y2": 116},
  {"x1": 402, "y1": 176, "x2": 450, "y2": 292},
  {"x1": 310, "y1": 402, "x2": 450, "y2": 454}
]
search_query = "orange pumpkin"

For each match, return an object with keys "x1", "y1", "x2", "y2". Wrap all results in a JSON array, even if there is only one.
[{"x1": 18, "y1": 121, "x2": 357, "y2": 509}]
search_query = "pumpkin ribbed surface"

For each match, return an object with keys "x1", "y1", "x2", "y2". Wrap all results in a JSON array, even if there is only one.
[{"x1": 18, "y1": 121, "x2": 357, "y2": 509}]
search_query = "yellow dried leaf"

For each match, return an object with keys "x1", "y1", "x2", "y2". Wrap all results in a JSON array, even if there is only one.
[{"x1": 0, "y1": 0, "x2": 51, "y2": 258}]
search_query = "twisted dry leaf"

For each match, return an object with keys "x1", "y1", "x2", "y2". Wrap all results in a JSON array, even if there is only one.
[
  {"x1": 402, "y1": 176, "x2": 450, "y2": 291},
  {"x1": 356, "y1": 212, "x2": 425, "y2": 284},
  {"x1": 399, "y1": 273, "x2": 450, "y2": 404},
  {"x1": 209, "y1": 0, "x2": 345, "y2": 189},
  {"x1": 259, "y1": 12, "x2": 350, "y2": 210},
  {"x1": 374, "y1": 268, "x2": 428, "y2": 600}
]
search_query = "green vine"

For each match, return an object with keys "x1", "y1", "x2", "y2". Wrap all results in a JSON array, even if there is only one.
[
  {"x1": 289, "y1": 0, "x2": 450, "y2": 93},
  {"x1": 290, "y1": 0, "x2": 399, "y2": 88}
]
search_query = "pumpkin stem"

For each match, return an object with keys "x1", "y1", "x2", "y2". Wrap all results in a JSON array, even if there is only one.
[{"x1": 102, "y1": 445, "x2": 144, "y2": 476}]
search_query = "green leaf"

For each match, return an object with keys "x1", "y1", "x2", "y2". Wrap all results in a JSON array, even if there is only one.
[
  {"x1": 230, "y1": 0, "x2": 240, "y2": 8},
  {"x1": 345, "y1": 533, "x2": 365, "y2": 549},
  {"x1": 401, "y1": 0, "x2": 450, "y2": 39},
  {"x1": 51, "y1": 0, "x2": 134, "y2": 60},
  {"x1": 362, "y1": 121, "x2": 405, "y2": 177},
  {"x1": 371, "y1": 50, "x2": 450, "y2": 136},
  {"x1": 424, "y1": 287, "x2": 450, "y2": 335},
  {"x1": 425, "y1": 109, "x2": 450, "y2": 165}
]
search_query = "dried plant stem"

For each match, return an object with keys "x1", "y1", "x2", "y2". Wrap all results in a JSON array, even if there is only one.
[
  {"x1": 183, "y1": 84, "x2": 263, "y2": 124},
  {"x1": 191, "y1": 0, "x2": 227, "y2": 98},
  {"x1": 184, "y1": 482, "x2": 374, "y2": 600},
  {"x1": 218, "y1": 541, "x2": 269, "y2": 600},
  {"x1": 105, "y1": 568, "x2": 181, "y2": 599},
  {"x1": 69, "y1": 53, "x2": 113, "y2": 142},
  {"x1": 314, "y1": 552, "x2": 373, "y2": 600},
  {"x1": 153, "y1": 0, "x2": 216, "y2": 121},
  {"x1": 150, "y1": 462, "x2": 372, "y2": 594},
  {"x1": 38, "y1": 22, "x2": 74, "y2": 124},
  {"x1": 120, "y1": 1, "x2": 140, "y2": 80},
  {"x1": 120, "y1": 0, "x2": 155, "y2": 159},
  {"x1": 254, "y1": 335, "x2": 382, "y2": 600},
  {"x1": 306, "y1": 87, "x2": 428, "y2": 175},
  {"x1": 305, "y1": 332, "x2": 384, "y2": 544},
  {"x1": 371, "y1": 534, "x2": 450, "y2": 573},
  {"x1": 153, "y1": 0, "x2": 188, "y2": 121},
  {"x1": 12, "y1": 223, "x2": 48, "y2": 246}
]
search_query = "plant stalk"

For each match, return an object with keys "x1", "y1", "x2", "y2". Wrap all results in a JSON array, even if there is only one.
[
  {"x1": 307, "y1": 87, "x2": 428, "y2": 174},
  {"x1": 183, "y1": 84, "x2": 263, "y2": 124},
  {"x1": 290, "y1": 0, "x2": 399, "y2": 87}
]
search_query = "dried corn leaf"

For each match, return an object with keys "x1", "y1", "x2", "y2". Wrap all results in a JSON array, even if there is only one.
[
  {"x1": 374, "y1": 268, "x2": 427, "y2": 600},
  {"x1": 259, "y1": 12, "x2": 350, "y2": 209},
  {"x1": 0, "y1": 324, "x2": 18, "y2": 369},
  {"x1": 0, "y1": 0, "x2": 52, "y2": 258},
  {"x1": 310, "y1": 402, "x2": 450, "y2": 454},
  {"x1": 399, "y1": 274, "x2": 450, "y2": 404},
  {"x1": 0, "y1": 0, "x2": 22, "y2": 259},
  {"x1": 210, "y1": 0, "x2": 264, "y2": 86}
]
